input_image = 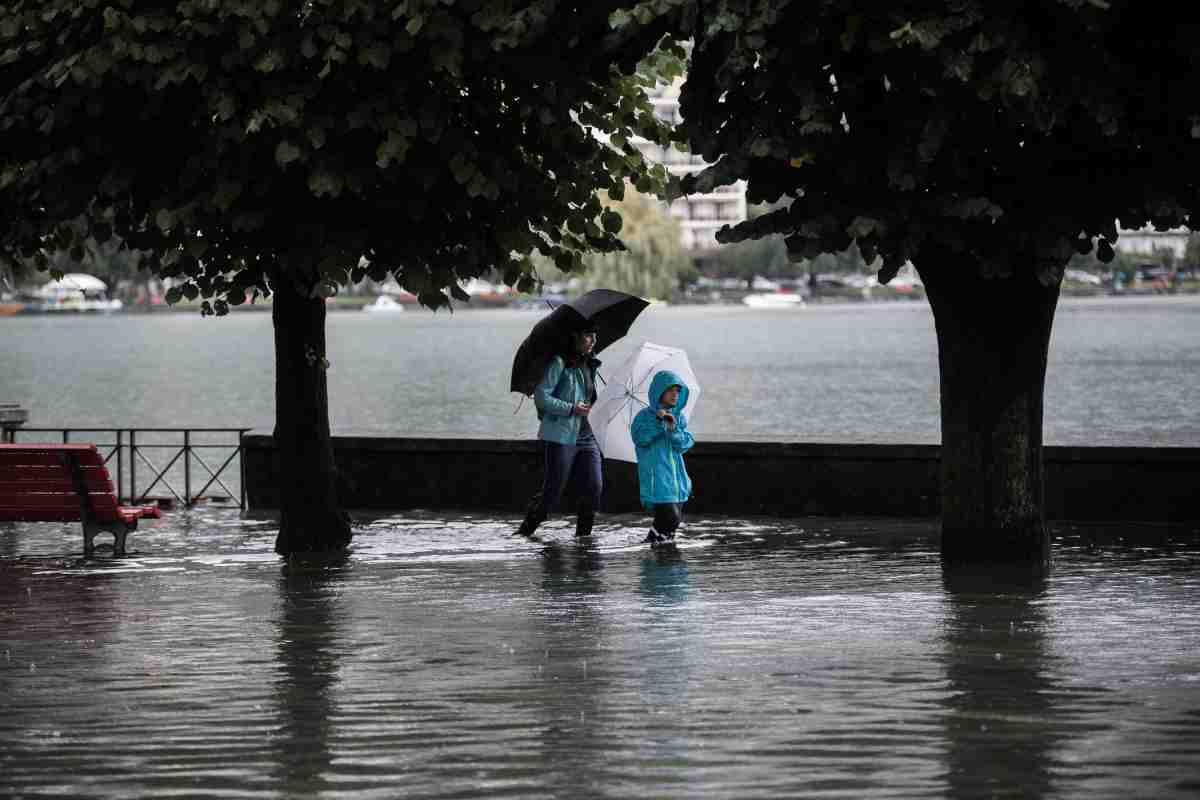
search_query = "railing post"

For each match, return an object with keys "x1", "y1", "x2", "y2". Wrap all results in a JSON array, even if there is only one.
[
  {"x1": 239, "y1": 429, "x2": 247, "y2": 511},
  {"x1": 184, "y1": 430, "x2": 192, "y2": 506},
  {"x1": 116, "y1": 430, "x2": 125, "y2": 504},
  {"x1": 62, "y1": 429, "x2": 69, "y2": 444},
  {"x1": 129, "y1": 429, "x2": 137, "y2": 504}
]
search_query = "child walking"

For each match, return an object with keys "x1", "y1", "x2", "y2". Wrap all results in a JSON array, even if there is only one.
[{"x1": 631, "y1": 370, "x2": 694, "y2": 544}]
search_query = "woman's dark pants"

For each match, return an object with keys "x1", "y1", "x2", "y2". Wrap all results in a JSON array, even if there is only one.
[{"x1": 517, "y1": 431, "x2": 603, "y2": 537}]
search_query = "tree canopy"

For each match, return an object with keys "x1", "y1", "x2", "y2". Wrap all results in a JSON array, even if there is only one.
[
  {"x1": 655, "y1": 1, "x2": 1200, "y2": 281},
  {"x1": 0, "y1": 1, "x2": 683, "y2": 310}
]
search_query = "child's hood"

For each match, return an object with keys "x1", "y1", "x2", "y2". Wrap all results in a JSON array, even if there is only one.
[{"x1": 649, "y1": 370, "x2": 689, "y2": 412}]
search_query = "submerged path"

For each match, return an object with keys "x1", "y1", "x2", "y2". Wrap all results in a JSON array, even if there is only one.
[{"x1": 2, "y1": 508, "x2": 1199, "y2": 798}]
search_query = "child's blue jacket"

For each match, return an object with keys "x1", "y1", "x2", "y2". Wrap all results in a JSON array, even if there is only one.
[{"x1": 631, "y1": 370, "x2": 695, "y2": 509}]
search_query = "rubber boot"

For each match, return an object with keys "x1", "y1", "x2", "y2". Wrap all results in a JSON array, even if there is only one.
[
  {"x1": 575, "y1": 506, "x2": 595, "y2": 539},
  {"x1": 514, "y1": 509, "x2": 545, "y2": 538},
  {"x1": 643, "y1": 527, "x2": 662, "y2": 544}
]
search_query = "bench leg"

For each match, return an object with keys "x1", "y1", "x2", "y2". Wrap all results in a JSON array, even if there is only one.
[
  {"x1": 83, "y1": 522, "x2": 97, "y2": 557},
  {"x1": 83, "y1": 522, "x2": 132, "y2": 557},
  {"x1": 113, "y1": 525, "x2": 131, "y2": 557}
]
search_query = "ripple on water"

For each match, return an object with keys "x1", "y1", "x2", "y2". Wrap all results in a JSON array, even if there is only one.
[{"x1": 2, "y1": 508, "x2": 1199, "y2": 798}]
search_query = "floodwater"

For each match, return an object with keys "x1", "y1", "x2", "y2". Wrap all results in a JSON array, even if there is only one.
[{"x1": 3, "y1": 508, "x2": 1199, "y2": 798}]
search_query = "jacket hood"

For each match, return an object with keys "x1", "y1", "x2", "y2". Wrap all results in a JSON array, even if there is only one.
[{"x1": 649, "y1": 370, "x2": 689, "y2": 412}]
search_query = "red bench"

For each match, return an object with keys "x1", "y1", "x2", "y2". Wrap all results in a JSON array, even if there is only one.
[{"x1": 0, "y1": 443, "x2": 161, "y2": 555}]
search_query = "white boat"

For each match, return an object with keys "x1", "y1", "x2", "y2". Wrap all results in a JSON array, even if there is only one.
[
  {"x1": 362, "y1": 295, "x2": 405, "y2": 313},
  {"x1": 34, "y1": 273, "x2": 123, "y2": 313},
  {"x1": 741, "y1": 292, "x2": 806, "y2": 308}
]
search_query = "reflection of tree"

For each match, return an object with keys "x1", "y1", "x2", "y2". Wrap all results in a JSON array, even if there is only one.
[
  {"x1": 272, "y1": 558, "x2": 347, "y2": 797},
  {"x1": 941, "y1": 561, "x2": 1060, "y2": 799},
  {"x1": 534, "y1": 541, "x2": 609, "y2": 794}
]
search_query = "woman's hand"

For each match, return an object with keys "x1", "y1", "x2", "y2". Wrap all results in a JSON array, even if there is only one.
[
  {"x1": 573, "y1": 402, "x2": 592, "y2": 417},
  {"x1": 657, "y1": 409, "x2": 676, "y2": 430}
]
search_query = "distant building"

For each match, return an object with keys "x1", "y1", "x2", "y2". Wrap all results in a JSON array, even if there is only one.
[
  {"x1": 1114, "y1": 226, "x2": 1190, "y2": 260},
  {"x1": 632, "y1": 79, "x2": 747, "y2": 252}
]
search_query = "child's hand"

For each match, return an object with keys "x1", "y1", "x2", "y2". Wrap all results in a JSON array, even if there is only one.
[
  {"x1": 573, "y1": 402, "x2": 592, "y2": 417},
  {"x1": 662, "y1": 413, "x2": 676, "y2": 430}
]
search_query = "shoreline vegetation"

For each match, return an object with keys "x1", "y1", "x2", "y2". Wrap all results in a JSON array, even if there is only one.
[{"x1": 5, "y1": 275, "x2": 1199, "y2": 316}]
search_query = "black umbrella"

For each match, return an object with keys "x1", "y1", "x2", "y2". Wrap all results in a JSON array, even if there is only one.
[{"x1": 510, "y1": 289, "x2": 650, "y2": 396}]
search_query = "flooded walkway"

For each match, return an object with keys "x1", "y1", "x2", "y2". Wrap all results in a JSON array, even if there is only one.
[{"x1": 2, "y1": 508, "x2": 1199, "y2": 798}]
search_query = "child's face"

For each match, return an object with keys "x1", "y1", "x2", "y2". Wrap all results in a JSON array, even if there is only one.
[{"x1": 660, "y1": 385, "x2": 681, "y2": 408}]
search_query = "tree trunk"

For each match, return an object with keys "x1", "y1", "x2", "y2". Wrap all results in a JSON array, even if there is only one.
[
  {"x1": 271, "y1": 274, "x2": 351, "y2": 556},
  {"x1": 917, "y1": 254, "x2": 1061, "y2": 561}
]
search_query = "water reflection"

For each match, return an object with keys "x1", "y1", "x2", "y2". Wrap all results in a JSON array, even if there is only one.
[
  {"x1": 535, "y1": 540, "x2": 609, "y2": 794},
  {"x1": 272, "y1": 556, "x2": 348, "y2": 797},
  {"x1": 636, "y1": 545, "x2": 694, "y2": 772},
  {"x1": 940, "y1": 561, "x2": 1058, "y2": 798}
]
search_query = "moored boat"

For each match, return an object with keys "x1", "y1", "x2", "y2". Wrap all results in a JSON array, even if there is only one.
[{"x1": 741, "y1": 292, "x2": 806, "y2": 308}]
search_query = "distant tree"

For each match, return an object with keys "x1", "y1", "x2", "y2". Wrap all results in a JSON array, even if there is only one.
[
  {"x1": 634, "y1": 1, "x2": 1200, "y2": 558},
  {"x1": 705, "y1": 201, "x2": 790, "y2": 283},
  {"x1": 538, "y1": 188, "x2": 690, "y2": 299},
  {"x1": 1186, "y1": 233, "x2": 1200, "y2": 268},
  {"x1": 1, "y1": 2, "x2": 681, "y2": 554}
]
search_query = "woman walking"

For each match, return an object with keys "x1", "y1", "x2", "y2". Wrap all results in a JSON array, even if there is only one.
[{"x1": 514, "y1": 320, "x2": 604, "y2": 539}]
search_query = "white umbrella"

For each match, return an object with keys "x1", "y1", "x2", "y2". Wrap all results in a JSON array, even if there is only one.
[{"x1": 589, "y1": 341, "x2": 701, "y2": 463}]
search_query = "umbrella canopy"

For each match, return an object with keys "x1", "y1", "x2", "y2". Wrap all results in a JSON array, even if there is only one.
[
  {"x1": 510, "y1": 289, "x2": 650, "y2": 396},
  {"x1": 588, "y1": 341, "x2": 701, "y2": 463}
]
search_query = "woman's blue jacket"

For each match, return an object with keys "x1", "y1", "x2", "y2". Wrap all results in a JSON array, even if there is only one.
[{"x1": 534, "y1": 355, "x2": 600, "y2": 445}]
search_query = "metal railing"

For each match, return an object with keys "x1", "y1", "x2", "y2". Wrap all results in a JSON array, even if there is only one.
[{"x1": 6, "y1": 428, "x2": 252, "y2": 509}]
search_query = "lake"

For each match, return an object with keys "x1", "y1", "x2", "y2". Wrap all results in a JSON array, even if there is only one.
[{"x1": 4, "y1": 295, "x2": 1200, "y2": 446}]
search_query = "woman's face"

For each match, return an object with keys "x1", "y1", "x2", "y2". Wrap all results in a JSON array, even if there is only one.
[{"x1": 573, "y1": 330, "x2": 597, "y2": 356}]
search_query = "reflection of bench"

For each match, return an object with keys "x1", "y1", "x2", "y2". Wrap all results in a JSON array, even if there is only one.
[{"x1": 0, "y1": 443, "x2": 161, "y2": 555}]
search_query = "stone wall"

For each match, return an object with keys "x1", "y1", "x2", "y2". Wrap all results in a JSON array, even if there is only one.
[{"x1": 242, "y1": 433, "x2": 1200, "y2": 523}]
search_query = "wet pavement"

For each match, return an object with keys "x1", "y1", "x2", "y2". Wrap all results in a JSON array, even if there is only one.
[{"x1": 2, "y1": 507, "x2": 1199, "y2": 798}]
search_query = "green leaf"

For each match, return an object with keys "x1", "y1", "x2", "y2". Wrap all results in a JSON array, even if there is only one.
[
  {"x1": 185, "y1": 237, "x2": 209, "y2": 258},
  {"x1": 275, "y1": 140, "x2": 302, "y2": 166},
  {"x1": 308, "y1": 169, "x2": 344, "y2": 197},
  {"x1": 847, "y1": 216, "x2": 881, "y2": 239}
]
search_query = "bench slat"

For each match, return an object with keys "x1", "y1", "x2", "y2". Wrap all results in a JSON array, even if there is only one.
[
  {"x1": 0, "y1": 476, "x2": 114, "y2": 492},
  {"x1": 0, "y1": 497, "x2": 125, "y2": 521},
  {"x1": 0, "y1": 505, "x2": 151, "y2": 522},
  {"x1": 0, "y1": 491, "x2": 120, "y2": 508},
  {"x1": 0, "y1": 508, "x2": 92, "y2": 522},
  {"x1": 0, "y1": 445, "x2": 107, "y2": 466}
]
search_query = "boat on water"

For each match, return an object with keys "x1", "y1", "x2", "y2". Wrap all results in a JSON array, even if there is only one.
[
  {"x1": 30, "y1": 273, "x2": 123, "y2": 313},
  {"x1": 362, "y1": 295, "x2": 406, "y2": 313},
  {"x1": 741, "y1": 292, "x2": 806, "y2": 308}
]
